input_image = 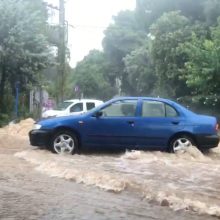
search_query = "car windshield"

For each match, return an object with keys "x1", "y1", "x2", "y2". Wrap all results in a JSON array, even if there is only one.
[{"x1": 55, "y1": 101, "x2": 74, "y2": 110}]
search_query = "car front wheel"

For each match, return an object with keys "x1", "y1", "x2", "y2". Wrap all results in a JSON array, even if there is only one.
[
  {"x1": 51, "y1": 130, "x2": 78, "y2": 154},
  {"x1": 169, "y1": 135, "x2": 195, "y2": 153}
]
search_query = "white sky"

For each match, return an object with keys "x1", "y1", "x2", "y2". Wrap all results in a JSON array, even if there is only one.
[{"x1": 46, "y1": 0, "x2": 136, "y2": 67}]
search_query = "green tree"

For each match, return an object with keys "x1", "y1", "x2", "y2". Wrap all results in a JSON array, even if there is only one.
[
  {"x1": 70, "y1": 50, "x2": 115, "y2": 100},
  {"x1": 180, "y1": 18, "x2": 220, "y2": 107},
  {"x1": 0, "y1": 0, "x2": 53, "y2": 115},
  {"x1": 103, "y1": 10, "x2": 145, "y2": 94},
  {"x1": 204, "y1": 0, "x2": 220, "y2": 25},
  {"x1": 150, "y1": 11, "x2": 195, "y2": 98},
  {"x1": 123, "y1": 44, "x2": 156, "y2": 96},
  {"x1": 136, "y1": 0, "x2": 207, "y2": 31}
]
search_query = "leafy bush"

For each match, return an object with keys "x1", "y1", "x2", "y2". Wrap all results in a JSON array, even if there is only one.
[{"x1": 0, "y1": 113, "x2": 10, "y2": 127}]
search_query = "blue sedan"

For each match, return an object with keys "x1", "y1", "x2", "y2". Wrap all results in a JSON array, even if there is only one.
[{"x1": 29, "y1": 97, "x2": 219, "y2": 154}]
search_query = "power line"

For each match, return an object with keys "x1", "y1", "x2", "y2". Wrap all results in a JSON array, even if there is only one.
[{"x1": 70, "y1": 24, "x2": 108, "y2": 30}]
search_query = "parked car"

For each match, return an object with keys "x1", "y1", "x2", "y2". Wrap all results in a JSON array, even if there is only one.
[
  {"x1": 29, "y1": 97, "x2": 219, "y2": 154},
  {"x1": 42, "y1": 99, "x2": 103, "y2": 118}
]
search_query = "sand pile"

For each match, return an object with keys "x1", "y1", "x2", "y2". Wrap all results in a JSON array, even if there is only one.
[{"x1": 0, "y1": 118, "x2": 35, "y2": 137}]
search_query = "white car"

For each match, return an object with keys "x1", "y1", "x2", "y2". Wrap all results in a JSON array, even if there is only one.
[{"x1": 42, "y1": 99, "x2": 103, "y2": 118}]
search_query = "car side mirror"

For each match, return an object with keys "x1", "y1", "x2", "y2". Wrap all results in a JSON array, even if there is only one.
[{"x1": 94, "y1": 111, "x2": 103, "y2": 118}]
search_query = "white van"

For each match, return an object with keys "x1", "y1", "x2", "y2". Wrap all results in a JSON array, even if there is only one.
[{"x1": 42, "y1": 99, "x2": 103, "y2": 118}]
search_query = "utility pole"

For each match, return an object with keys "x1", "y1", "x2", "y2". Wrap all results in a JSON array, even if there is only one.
[
  {"x1": 15, "y1": 81, "x2": 20, "y2": 119},
  {"x1": 58, "y1": 0, "x2": 66, "y2": 103}
]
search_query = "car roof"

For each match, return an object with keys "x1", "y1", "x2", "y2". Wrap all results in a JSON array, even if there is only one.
[
  {"x1": 108, "y1": 97, "x2": 195, "y2": 116},
  {"x1": 64, "y1": 99, "x2": 103, "y2": 102},
  {"x1": 110, "y1": 96, "x2": 176, "y2": 104}
]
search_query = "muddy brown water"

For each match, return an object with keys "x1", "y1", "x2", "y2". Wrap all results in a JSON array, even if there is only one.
[{"x1": 0, "y1": 123, "x2": 220, "y2": 219}]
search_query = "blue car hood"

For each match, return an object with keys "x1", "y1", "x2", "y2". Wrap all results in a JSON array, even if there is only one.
[{"x1": 38, "y1": 114, "x2": 86, "y2": 127}]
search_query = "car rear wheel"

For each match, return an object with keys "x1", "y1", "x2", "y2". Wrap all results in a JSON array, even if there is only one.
[
  {"x1": 51, "y1": 130, "x2": 78, "y2": 154},
  {"x1": 169, "y1": 135, "x2": 195, "y2": 153}
]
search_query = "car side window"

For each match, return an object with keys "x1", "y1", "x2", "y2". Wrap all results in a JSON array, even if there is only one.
[
  {"x1": 70, "y1": 103, "x2": 83, "y2": 112},
  {"x1": 86, "y1": 102, "x2": 95, "y2": 110},
  {"x1": 101, "y1": 100, "x2": 137, "y2": 117},
  {"x1": 165, "y1": 104, "x2": 178, "y2": 117},
  {"x1": 142, "y1": 101, "x2": 165, "y2": 117}
]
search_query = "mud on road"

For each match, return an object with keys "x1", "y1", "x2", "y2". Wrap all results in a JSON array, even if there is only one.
[{"x1": 0, "y1": 119, "x2": 220, "y2": 220}]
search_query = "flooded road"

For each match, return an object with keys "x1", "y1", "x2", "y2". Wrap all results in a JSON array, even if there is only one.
[
  {"x1": 0, "y1": 120, "x2": 220, "y2": 219},
  {"x1": 15, "y1": 146, "x2": 220, "y2": 217}
]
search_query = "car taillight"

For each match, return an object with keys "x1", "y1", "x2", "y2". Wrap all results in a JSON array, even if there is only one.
[{"x1": 216, "y1": 123, "x2": 219, "y2": 131}]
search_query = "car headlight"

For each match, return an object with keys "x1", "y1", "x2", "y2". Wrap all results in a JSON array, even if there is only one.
[{"x1": 33, "y1": 124, "x2": 42, "y2": 130}]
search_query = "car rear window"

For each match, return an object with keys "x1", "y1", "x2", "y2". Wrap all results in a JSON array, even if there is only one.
[
  {"x1": 142, "y1": 101, "x2": 179, "y2": 117},
  {"x1": 165, "y1": 104, "x2": 178, "y2": 117},
  {"x1": 142, "y1": 101, "x2": 165, "y2": 117}
]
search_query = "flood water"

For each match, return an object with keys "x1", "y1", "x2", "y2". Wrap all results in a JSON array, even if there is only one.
[{"x1": 15, "y1": 144, "x2": 220, "y2": 217}]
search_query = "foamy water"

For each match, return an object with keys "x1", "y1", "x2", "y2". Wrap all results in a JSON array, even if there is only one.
[
  {"x1": 15, "y1": 146, "x2": 220, "y2": 217},
  {"x1": 0, "y1": 118, "x2": 34, "y2": 137}
]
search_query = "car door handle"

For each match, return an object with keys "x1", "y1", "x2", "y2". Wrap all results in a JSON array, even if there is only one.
[
  {"x1": 127, "y1": 121, "x2": 134, "y2": 125},
  {"x1": 172, "y1": 121, "x2": 179, "y2": 125}
]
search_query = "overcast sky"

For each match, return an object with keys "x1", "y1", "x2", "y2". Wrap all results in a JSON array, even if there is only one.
[{"x1": 46, "y1": 0, "x2": 136, "y2": 67}]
